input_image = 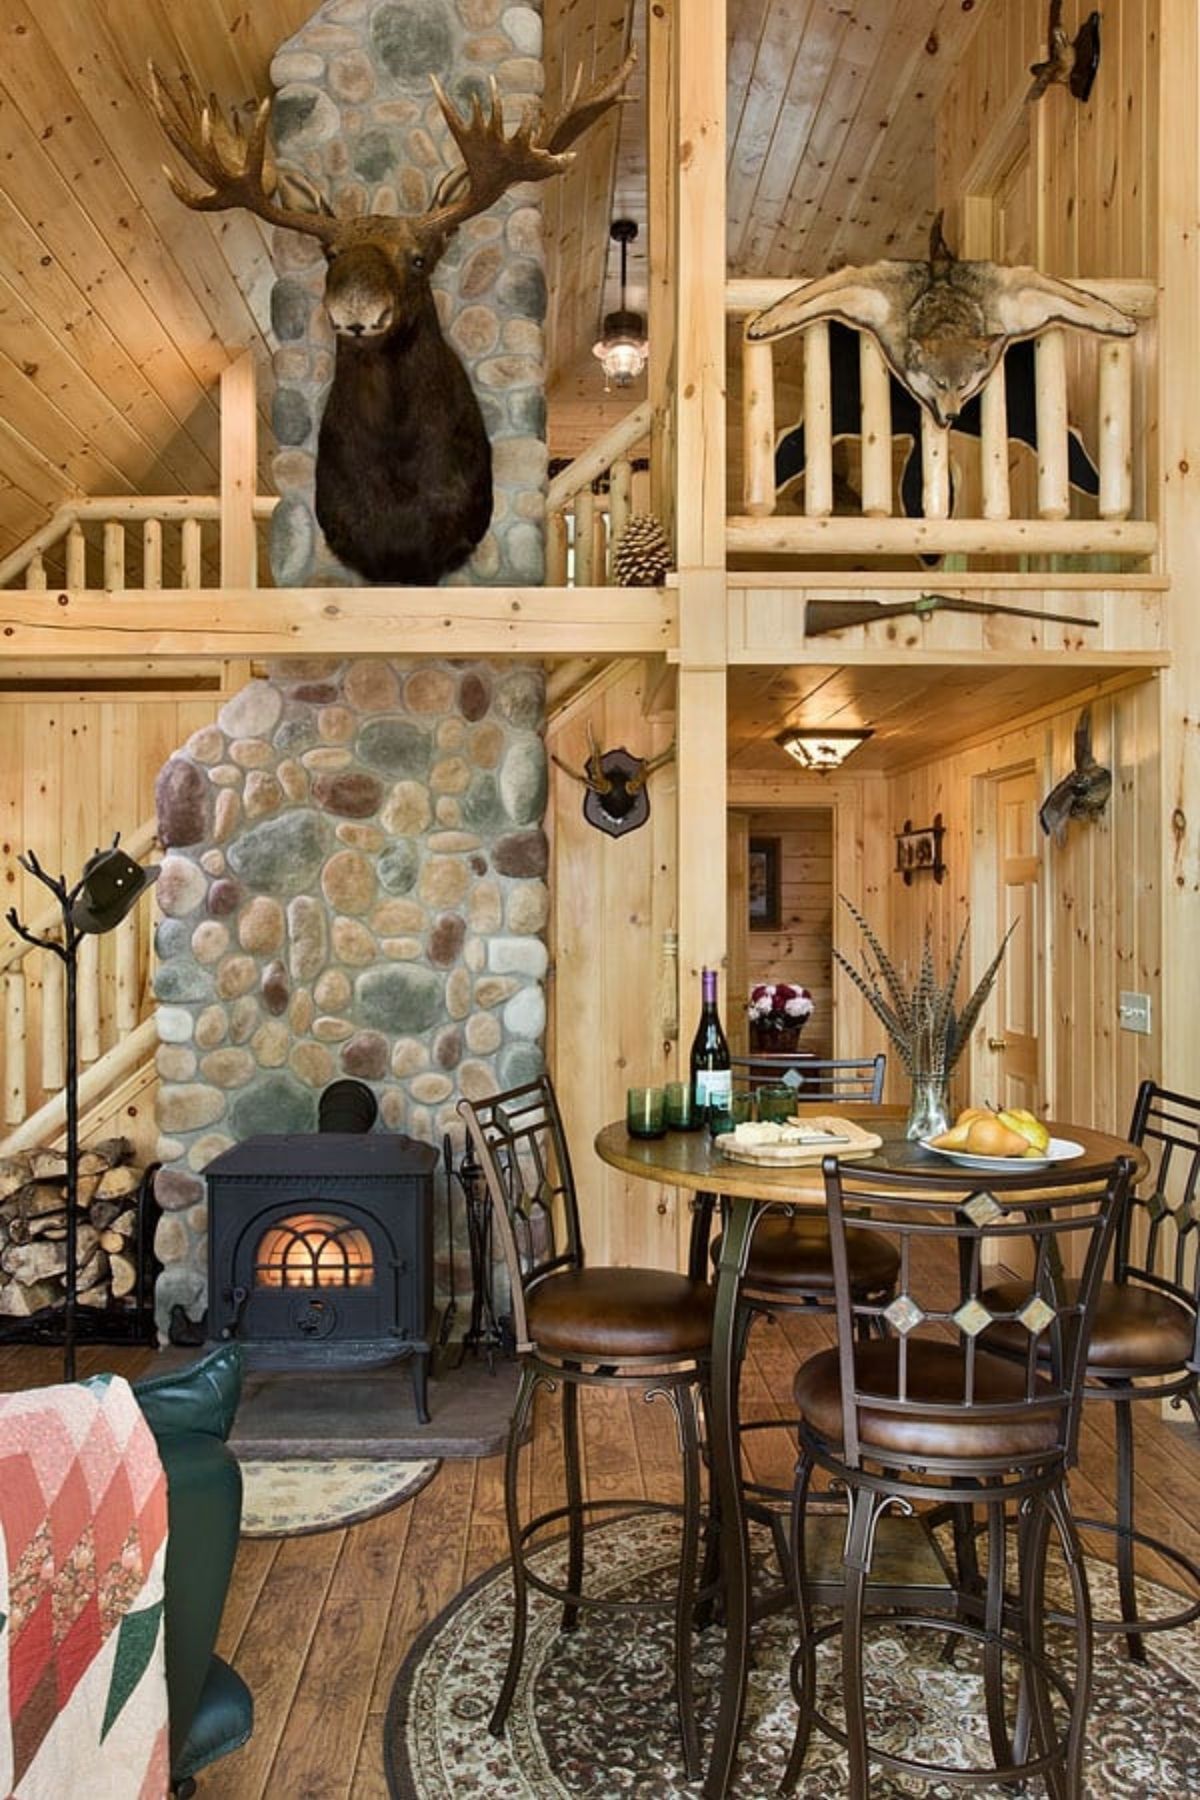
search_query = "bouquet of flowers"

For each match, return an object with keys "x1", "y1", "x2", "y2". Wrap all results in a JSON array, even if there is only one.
[{"x1": 747, "y1": 981, "x2": 814, "y2": 1036}]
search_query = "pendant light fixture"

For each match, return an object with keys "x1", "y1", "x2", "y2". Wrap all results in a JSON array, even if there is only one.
[
  {"x1": 592, "y1": 219, "x2": 649, "y2": 390},
  {"x1": 775, "y1": 726, "x2": 874, "y2": 770}
]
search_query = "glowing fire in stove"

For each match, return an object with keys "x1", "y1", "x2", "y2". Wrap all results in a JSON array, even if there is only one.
[{"x1": 254, "y1": 1212, "x2": 374, "y2": 1289}]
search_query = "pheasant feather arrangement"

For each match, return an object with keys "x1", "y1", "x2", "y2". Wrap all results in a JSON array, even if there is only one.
[{"x1": 834, "y1": 896, "x2": 1016, "y2": 1083}]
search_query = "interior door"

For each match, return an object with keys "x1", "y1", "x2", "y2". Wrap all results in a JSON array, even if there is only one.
[{"x1": 988, "y1": 768, "x2": 1043, "y2": 1112}]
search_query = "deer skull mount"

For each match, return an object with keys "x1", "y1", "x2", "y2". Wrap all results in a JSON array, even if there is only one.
[
  {"x1": 553, "y1": 726, "x2": 676, "y2": 839},
  {"x1": 149, "y1": 54, "x2": 634, "y2": 586},
  {"x1": 747, "y1": 214, "x2": 1135, "y2": 429}
]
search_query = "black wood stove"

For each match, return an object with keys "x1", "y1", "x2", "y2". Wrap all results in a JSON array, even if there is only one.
[{"x1": 204, "y1": 1129, "x2": 438, "y2": 1421}]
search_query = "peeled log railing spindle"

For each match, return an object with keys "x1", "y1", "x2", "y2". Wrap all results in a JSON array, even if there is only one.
[
  {"x1": 143, "y1": 517, "x2": 163, "y2": 590},
  {"x1": 980, "y1": 366, "x2": 1011, "y2": 519},
  {"x1": 546, "y1": 509, "x2": 568, "y2": 586},
  {"x1": 25, "y1": 553, "x2": 46, "y2": 591},
  {"x1": 1035, "y1": 330, "x2": 1070, "y2": 519},
  {"x1": 78, "y1": 933, "x2": 100, "y2": 1065},
  {"x1": 4, "y1": 973, "x2": 25, "y2": 1125},
  {"x1": 609, "y1": 456, "x2": 633, "y2": 553},
  {"x1": 1099, "y1": 339, "x2": 1133, "y2": 519},
  {"x1": 41, "y1": 953, "x2": 64, "y2": 1092},
  {"x1": 181, "y1": 517, "x2": 202, "y2": 590},
  {"x1": 65, "y1": 523, "x2": 86, "y2": 588},
  {"x1": 858, "y1": 337, "x2": 892, "y2": 517},
  {"x1": 921, "y1": 417, "x2": 951, "y2": 518},
  {"x1": 103, "y1": 520, "x2": 125, "y2": 591},
  {"x1": 574, "y1": 487, "x2": 596, "y2": 585},
  {"x1": 115, "y1": 913, "x2": 139, "y2": 1035},
  {"x1": 803, "y1": 324, "x2": 833, "y2": 517},
  {"x1": 742, "y1": 335, "x2": 777, "y2": 516}
]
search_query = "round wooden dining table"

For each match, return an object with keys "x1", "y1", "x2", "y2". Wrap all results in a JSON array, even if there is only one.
[{"x1": 594, "y1": 1103, "x2": 1147, "y2": 1799}]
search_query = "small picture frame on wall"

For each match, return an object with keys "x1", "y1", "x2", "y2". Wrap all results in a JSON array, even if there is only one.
[
  {"x1": 894, "y1": 814, "x2": 946, "y2": 885},
  {"x1": 748, "y1": 836, "x2": 781, "y2": 929}
]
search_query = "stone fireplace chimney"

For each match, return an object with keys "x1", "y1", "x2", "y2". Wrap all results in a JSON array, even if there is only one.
[{"x1": 151, "y1": 657, "x2": 547, "y2": 1338}]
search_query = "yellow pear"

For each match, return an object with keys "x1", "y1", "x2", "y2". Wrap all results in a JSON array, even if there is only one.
[
  {"x1": 964, "y1": 1114, "x2": 1031, "y2": 1158},
  {"x1": 929, "y1": 1121, "x2": 972, "y2": 1148},
  {"x1": 998, "y1": 1108, "x2": 1051, "y2": 1153},
  {"x1": 955, "y1": 1106, "x2": 994, "y2": 1128}
]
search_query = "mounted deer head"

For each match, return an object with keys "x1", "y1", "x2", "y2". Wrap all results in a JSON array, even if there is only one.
[
  {"x1": 552, "y1": 724, "x2": 675, "y2": 838},
  {"x1": 149, "y1": 53, "x2": 635, "y2": 585}
]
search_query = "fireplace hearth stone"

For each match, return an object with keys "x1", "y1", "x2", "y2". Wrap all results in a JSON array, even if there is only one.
[{"x1": 205, "y1": 1131, "x2": 438, "y2": 1420}]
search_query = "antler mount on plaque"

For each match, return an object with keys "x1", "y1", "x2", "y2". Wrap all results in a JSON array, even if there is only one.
[
  {"x1": 552, "y1": 724, "x2": 675, "y2": 838},
  {"x1": 149, "y1": 52, "x2": 634, "y2": 586}
]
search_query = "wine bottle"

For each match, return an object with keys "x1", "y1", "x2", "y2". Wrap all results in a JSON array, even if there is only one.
[{"x1": 689, "y1": 966, "x2": 732, "y2": 1127}]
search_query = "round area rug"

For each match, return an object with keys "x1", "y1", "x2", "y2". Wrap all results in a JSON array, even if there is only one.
[
  {"x1": 240, "y1": 1457, "x2": 440, "y2": 1538},
  {"x1": 384, "y1": 1511, "x2": 1200, "y2": 1797}
]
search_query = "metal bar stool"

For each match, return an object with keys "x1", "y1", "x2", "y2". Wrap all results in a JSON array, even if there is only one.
[
  {"x1": 985, "y1": 1079, "x2": 1200, "y2": 1659},
  {"x1": 781, "y1": 1153, "x2": 1134, "y2": 1799},
  {"x1": 459, "y1": 1076, "x2": 715, "y2": 1778}
]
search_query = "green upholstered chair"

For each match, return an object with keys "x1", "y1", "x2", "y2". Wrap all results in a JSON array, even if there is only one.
[{"x1": 132, "y1": 1342, "x2": 253, "y2": 1795}]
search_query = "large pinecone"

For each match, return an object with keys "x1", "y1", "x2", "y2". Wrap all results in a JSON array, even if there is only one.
[{"x1": 613, "y1": 515, "x2": 671, "y2": 586}]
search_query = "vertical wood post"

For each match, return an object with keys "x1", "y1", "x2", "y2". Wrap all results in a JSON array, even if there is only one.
[
  {"x1": 858, "y1": 337, "x2": 892, "y2": 517},
  {"x1": 648, "y1": 0, "x2": 677, "y2": 545},
  {"x1": 220, "y1": 349, "x2": 258, "y2": 589},
  {"x1": 741, "y1": 337, "x2": 776, "y2": 516},
  {"x1": 1158, "y1": 0, "x2": 1200, "y2": 1102},
  {"x1": 802, "y1": 325, "x2": 833, "y2": 516}
]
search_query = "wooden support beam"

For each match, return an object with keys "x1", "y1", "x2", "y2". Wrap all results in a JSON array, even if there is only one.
[{"x1": 220, "y1": 350, "x2": 258, "y2": 590}]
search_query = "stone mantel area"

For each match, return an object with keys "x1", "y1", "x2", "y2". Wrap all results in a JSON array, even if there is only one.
[{"x1": 150, "y1": 655, "x2": 548, "y2": 1337}]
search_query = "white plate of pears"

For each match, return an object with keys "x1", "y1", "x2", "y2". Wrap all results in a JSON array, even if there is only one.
[{"x1": 921, "y1": 1105, "x2": 1083, "y2": 1171}]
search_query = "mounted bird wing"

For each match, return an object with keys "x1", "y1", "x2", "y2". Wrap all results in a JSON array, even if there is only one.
[
  {"x1": 1038, "y1": 708, "x2": 1112, "y2": 845},
  {"x1": 747, "y1": 216, "x2": 1135, "y2": 428}
]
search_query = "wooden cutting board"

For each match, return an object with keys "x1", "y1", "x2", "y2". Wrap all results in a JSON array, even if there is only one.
[{"x1": 714, "y1": 1114, "x2": 883, "y2": 1166}]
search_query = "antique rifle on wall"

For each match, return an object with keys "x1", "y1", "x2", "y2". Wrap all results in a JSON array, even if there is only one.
[{"x1": 804, "y1": 592, "x2": 1099, "y2": 637}]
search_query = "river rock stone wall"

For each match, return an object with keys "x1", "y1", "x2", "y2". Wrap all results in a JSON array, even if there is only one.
[
  {"x1": 150, "y1": 657, "x2": 547, "y2": 1337},
  {"x1": 267, "y1": 0, "x2": 547, "y2": 588}
]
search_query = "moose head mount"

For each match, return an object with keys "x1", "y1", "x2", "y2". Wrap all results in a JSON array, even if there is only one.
[
  {"x1": 149, "y1": 53, "x2": 634, "y2": 587},
  {"x1": 552, "y1": 725, "x2": 675, "y2": 838},
  {"x1": 747, "y1": 214, "x2": 1135, "y2": 429}
]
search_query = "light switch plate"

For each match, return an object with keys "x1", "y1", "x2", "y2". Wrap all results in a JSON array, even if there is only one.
[{"x1": 1118, "y1": 991, "x2": 1152, "y2": 1035}]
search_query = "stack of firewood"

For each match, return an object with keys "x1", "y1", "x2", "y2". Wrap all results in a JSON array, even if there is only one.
[{"x1": 0, "y1": 1140, "x2": 146, "y2": 1318}]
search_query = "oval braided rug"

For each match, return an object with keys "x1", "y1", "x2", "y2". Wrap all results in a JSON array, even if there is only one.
[{"x1": 384, "y1": 1510, "x2": 1200, "y2": 1797}]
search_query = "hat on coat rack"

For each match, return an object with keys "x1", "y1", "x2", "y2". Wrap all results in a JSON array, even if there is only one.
[{"x1": 71, "y1": 847, "x2": 160, "y2": 935}]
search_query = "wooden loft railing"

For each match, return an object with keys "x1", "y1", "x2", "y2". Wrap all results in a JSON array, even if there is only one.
[
  {"x1": 726, "y1": 275, "x2": 1159, "y2": 564},
  {"x1": 0, "y1": 817, "x2": 159, "y2": 1153},
  {"x1": 0, "y1": 496, "x2": 278, "y2": 594}
]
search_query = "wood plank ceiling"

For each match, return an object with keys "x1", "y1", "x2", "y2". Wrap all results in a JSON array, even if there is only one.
[{"x1": 0, "y1": 0, "x2": 1113, "y2": 767}]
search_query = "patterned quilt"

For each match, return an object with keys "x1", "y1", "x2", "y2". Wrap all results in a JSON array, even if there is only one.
[{"x1": 0, "y1": 1374, "x2": 169, "y2": 1799}]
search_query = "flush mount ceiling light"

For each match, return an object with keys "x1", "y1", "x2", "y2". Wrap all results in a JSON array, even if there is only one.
[
  {"x1": 775, "y1": 727, "x2": 874, "y2": 770},
  {"x1": 592, "y1": 219, "x2": 648, "y2": 390}
]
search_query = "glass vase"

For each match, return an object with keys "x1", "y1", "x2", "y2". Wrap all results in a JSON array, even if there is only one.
[{"x1": 906, "y1": 1071, "x2": 950, "y2": 1141}]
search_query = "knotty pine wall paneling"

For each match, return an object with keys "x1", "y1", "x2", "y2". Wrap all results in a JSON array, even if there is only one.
[
  {"x1": 742, "y1": 807, "x2": 833, "y2": 1061},
  {"x1": 882, "y1": 680, "x2": 1161, "y2": 1136},
  {"x1": 547, "y1": 658, "x2": 680, "y2": 1270}
]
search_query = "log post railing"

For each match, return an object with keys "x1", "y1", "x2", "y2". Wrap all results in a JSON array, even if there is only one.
[
  {"x1": 545, "y1": 400, "x2": 654, "y2": 585},
  {"x1": 0, "y1": 497, "x2": 278, "y2": 594},
  {"x1": 727, "y1": 276, "x2": 1157, "y2": 561}
]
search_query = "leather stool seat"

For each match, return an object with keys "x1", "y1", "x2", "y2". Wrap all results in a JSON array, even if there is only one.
[
  {"x1": 985, "y1": 1277, "x2": 1195, "y2": 1374},
  {"x1": 794, "y1": 1339, "x2": 1061, "y2": 1461},
  {"x1": 719, "y1": 1211, "x2": 900, "y2": 1295},
  {"x1": 529, "y1": 1268, "x2": 715, "y2": 1358}
]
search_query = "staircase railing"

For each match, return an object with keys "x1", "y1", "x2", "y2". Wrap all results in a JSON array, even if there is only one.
[
  {"x1": 0, "y1": 817, "x2": 159, "y2": 1139},
  {"x1": 545, "y1": 400, "x2": 654, "y2": 584}
]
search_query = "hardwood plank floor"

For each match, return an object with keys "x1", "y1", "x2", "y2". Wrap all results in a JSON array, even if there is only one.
[{"x1": 2, "y1": 1325, "x2": 1198, "y2": 1798}]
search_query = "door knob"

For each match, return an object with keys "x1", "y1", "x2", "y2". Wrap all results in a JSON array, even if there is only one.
[{"x1": 987, "y1": 1036, "x2": 1008, "y2": 1051}]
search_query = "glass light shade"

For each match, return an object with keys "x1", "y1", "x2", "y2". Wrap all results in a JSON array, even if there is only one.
[
  {"x1": 592, "y1": 307, "x2": 648, "y2": 388},
  {"x1": 775, "y1": 727, "x2": 873, "y2": 770}
]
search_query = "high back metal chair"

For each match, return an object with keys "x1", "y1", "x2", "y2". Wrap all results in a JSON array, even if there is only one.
[
  {"x1": 731, "y1": 1051, "x2": 886, "y2": 1106},
  {"x1": 710, "y1": 1053, "x2": 894, "y2": 1536},
  {"x1": 782, "y1": 1154, "x2": 1135, "y2": 1799},
  {"x1": 458, "y1": 1075, "x2": 715, "y2": 1777},
  {"x1": 985, "y1": 1078, "x2": 1200, "y2": 1659}
]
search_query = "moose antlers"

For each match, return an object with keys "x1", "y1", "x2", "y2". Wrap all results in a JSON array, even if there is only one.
[{"x1": 148, "y1": 51, "x2": 636, "y2": 249}]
